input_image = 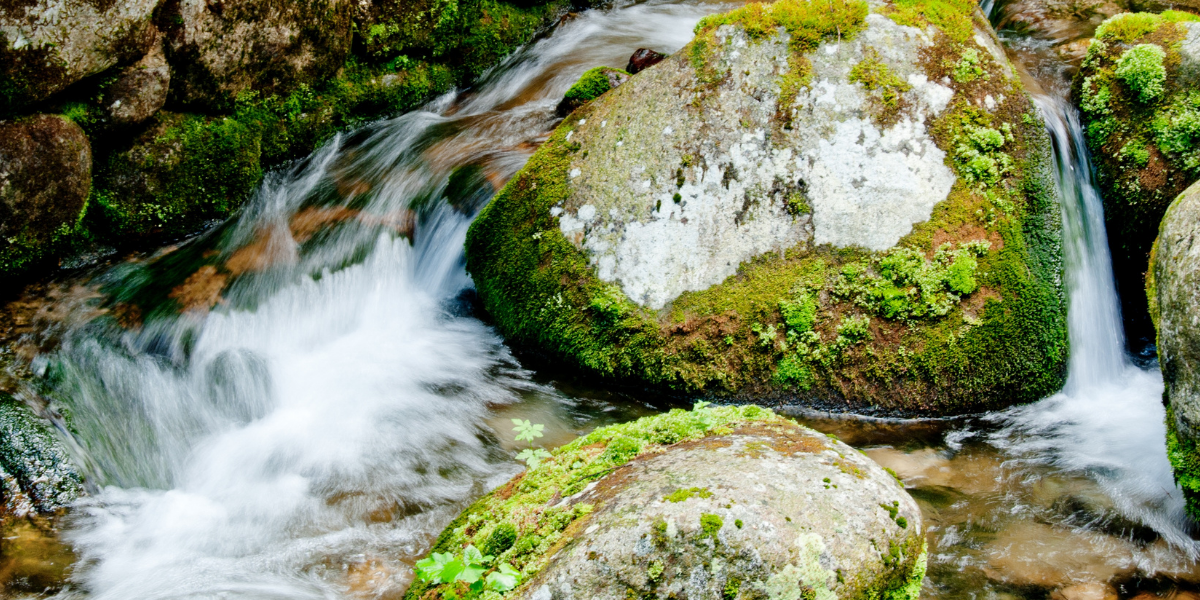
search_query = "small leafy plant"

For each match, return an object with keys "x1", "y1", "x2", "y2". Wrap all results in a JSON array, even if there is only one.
[
  {"x1": 415, "y1": 544, "x2": 522, "y2": 594},
  {"x1": 512, "y1": 419, "x2": 550, "y2": 469}
]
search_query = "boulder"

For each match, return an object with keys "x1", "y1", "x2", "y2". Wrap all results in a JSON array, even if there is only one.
[
  {"x1": 0, "y1": 395, "x2": 83, "y2": 514},
  {"x1": 1073, "y1": 12, "x2": 1200, "y2": 345},
  {"x1": 626, "y1": 48, "x2": 667, "y2": 74},
  {"x1": 0, "y1": 0, "x2": 159, "y2": 112},
  {"x1": 91, "y1": 111, "x2": 262, "y2": 241},
  {"x1": 1147, "y1": 179, "x2": 1200, "y2": 518},
  {"x1": 0, "y1": 115, "x2": 91, "y2": 276},
  {"x1": 159, "y1": 0, "x2": 354, "y2": 110},
  {"x1": 405, "y1": 405, "x2": 925, "y2": 600},
  {"x1": 105, "y1": 37, "x2": 171, "y2": 125},
  {"x1": 465, "y1": 0, "x2": 1068, "y2": 413}
]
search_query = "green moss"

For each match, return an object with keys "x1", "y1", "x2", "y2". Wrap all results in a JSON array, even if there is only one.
[
  {"x1": 406, "y1": 405, "x2": 783, "y2": 600},
  {"x1": 1094, "y1": 10, "x2": 1199, "y2": 43},
  {"x1": 1165, "y1": 404, "x2": 1200, "y2": 519},
  {"x1": 664, "y1": 486, "x2": 713, "y2": 503},
  {"x1": 885, "y1": 0, "x2": 977, "y2": 44},
  {"x1": 1115, "y1": 44, "x2": 1166, "y2": 104},
  {"x1": 949, "y1": 48, "x2": 988, "y2": 84},
  {"x1": 563, "y1": 67, "x2": 628, "y2": 104},
  {"x1": 699, "y1": 513, "x2": 724, "y2": 538},
  {"x1": 849, "y1": 49, "x2": 912, "y2": 124}
]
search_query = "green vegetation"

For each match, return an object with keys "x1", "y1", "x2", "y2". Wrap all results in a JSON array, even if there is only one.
[
  {"x1": 415, "y1": 544, "x2": 522, "y2": 594},
  {"x1": 562, "y1": 67, "x2": 628, "y2": 105},
  {"x1": 850, "y1": 49, "x2": 912, "y2": 124},
  {"x1": 512, "y1": 419, "x2": 551, "y2": 469},
  {"x1": 835, "y1": 242, "x2": 991, "y2": 321},
  {"x1": 1115, "y1": 44, "x2": 1166, "y2": 103},
  {"x1": 700, "y1": 513, "x2": 724, "y2": 538},
  {"x1": 885, "y1": 0, "x2": 978, "y2": 43},
  {"x1": 1166, "y1": 404, "x2": 1200, "y2": 519},
  {"x1": 1152, "y1": 91, "x2": 1200, "y2": 175},
  {"x1": 664, "y1": 487, "x2": 713, "y2": 503},
  {"x1": 949, "y1": 48, "x2": 988, "y2": 83}
]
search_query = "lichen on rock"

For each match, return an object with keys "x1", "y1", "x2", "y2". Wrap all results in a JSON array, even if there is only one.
[
  {"x1": 1073, "y1": 10, "x2": 1200, "y2": 344},
  {"x1": 405, "y1": 405, "x2": 925, "y2": 600},
  {"x1": 0, "y1": 395, "x2": 83, "y2": 515},
  {"x1": 465, "y1": 0, "x2": 1067, "y2": 413}
]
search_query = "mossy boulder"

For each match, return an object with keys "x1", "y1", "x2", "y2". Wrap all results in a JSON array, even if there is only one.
[
  {"x1": 159, "y1": 0, "x2": 354, "y2": 111},
  {"x1": 105, "y1": 39, "x2": 171, "y2": 125},
  {"x1": 1073, "y1": 11, "x2": 1200, "y2": 344},
  {"x1": 0, "y1": 114, "x2": 92, "y2": 277},
  {"x1": 1147, "y1": 179, "x2": 1200, "y2": 518},
  {"x1": 556, "y1": 66, "x2": 630, "y2": 117},
  {"x1": 0, "y1": 395, "x2": 83, "y2": 515},
  {"x1": 91, "y1": 111, "x2": 262, "y2": 241},
  {"x1": 406, "y1": 405, "x2": 924, "y2": 600},
  {"x1": 0, "y1": 0, "x2": 160, "y2": 114},
  {"x1": 466, "y1": 0, "x2": 1067, "y2": 414}
]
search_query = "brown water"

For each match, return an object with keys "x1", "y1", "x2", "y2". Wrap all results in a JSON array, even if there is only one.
[{"x1": 3, "y1": 0, "x2": 1199, "y2": 598}]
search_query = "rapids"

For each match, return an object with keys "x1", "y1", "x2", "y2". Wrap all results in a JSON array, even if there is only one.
[{"x1": 2, "y1": 0, "x2": 1199, "y2": 597}]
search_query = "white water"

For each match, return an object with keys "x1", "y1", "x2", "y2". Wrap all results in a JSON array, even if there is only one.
[
  {"x1": 989, "y1": 95, "x2": 1196, "y2": 553},
  {"x1": 43, "y1": 3, "x2": 723, "y2": 598}
]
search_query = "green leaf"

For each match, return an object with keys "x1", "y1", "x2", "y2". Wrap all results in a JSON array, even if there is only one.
[
  {"x1": 486, "y1": 563, "x2": 522, "y2": 591},
  {"x1": 512, "y1": 419, "x2": 546, "y2": 443},
  {"x1": 516, "y1": 448, "x2": 552, "y2": 469},
  {"x1": 415, "y1": 551, "x2": 454, "y2": 582},
  {"x1": 438, "y1": 558, "x2": 465, "y2": 584},
  {"x1": 458, "y1": 562, "x2": 486, "y2": 584}
]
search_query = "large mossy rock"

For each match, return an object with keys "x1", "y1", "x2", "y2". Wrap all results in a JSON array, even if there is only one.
[
  {"x1": 91, "y1": 111, "x2": 262, "y2": 241},
  {"x1": 1073, "y1": 11, "x2": 1200, "y2": 344},
  {"x1": 0, "y1": 395, "x2": 83, "y2": 515},
  {"x1": 466, "y1": 0, "x2": 1067, "y2": 414},
  {"x1": 0, "y1": 115, "x2": 92, "y2": 275},
  {"x1": 159, "y1": 0, "x2": 354, "y2": 111},
  {"x1": 1147, "y1": 179, "x2": 1200, "y2": 518},
  {"x1": 0, "y1": 0, "x2": 160, "y2": 113},
  {"x1": 406, "y1": 406, "x2": 925, "y2": 600}
]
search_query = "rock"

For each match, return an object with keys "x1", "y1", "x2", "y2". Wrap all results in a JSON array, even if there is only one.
[
  {"x1": 1147, "y1": 179, "x2": 1200, "y2": 518},
  {"x1": 1073, "y1": 14, "x2": 1200, "y2": 345},
  {"x1": 160, "y1": 0, "x2": 354, "y2": 110},
  {"x1": 465, "y1": 0, "x2": 1068, "y2": 413},
  {"x1": 1051, "y1": 583, "x2": 1120, "y2": 600},
  {"x1": 556, "y1": 66, "x2": 630, "y2": 116},
  {"x1": 0, "y1": 115, "x2": 91, "y2": 276},
  {"x1": 405, "y1": 405, "x2": 926, "y2": 600},
  {"x1": 625, "y1": 48, "x2": 667, "y2": 74},
  {"x1": 0, "y1": 0, "x2": 159, "y2": 111},
  {"x1": 0, "y1": 396, "x2": 83, "y2": 514},
  {"x1": 91, "y1": 111, "x2": 262, "y2": 241},
  {"x1": 105, "y1": 38, "x2": 171, "y2": 125}
]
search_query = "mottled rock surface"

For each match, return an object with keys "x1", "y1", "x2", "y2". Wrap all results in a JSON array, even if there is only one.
[
  {"x1": 1147, "y1": 180, "x2": 1200, "y2": 517},
  {"x1": 0, "y1": 115, "x2": 91, "y2": 273},
  {"x1": 406, "y1": 405, "x2": 925, "y2": 600},
  {"x1": 106, "y1": 39, "x2": 171, "y2": 125},
  {"x1": 160, "y1": 0, "x2": 354, "y2": 109},
  {"x1": 466, "y1": 0, "x2": 1067, "y2": 413},
  {"x1": 1074, "y1": 13, "x2": 1200, "y2": 345},
  {"x1": 0, "y1": 0, "x2": 159, "y2": 110},
  {"x1": 0, "y1": 396, "x2": 83, "y2": 514}
]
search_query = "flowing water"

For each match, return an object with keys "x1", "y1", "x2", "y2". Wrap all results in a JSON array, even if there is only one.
[{"x1": 3, "y1": 0, "x2": 1200, "y2": 597}]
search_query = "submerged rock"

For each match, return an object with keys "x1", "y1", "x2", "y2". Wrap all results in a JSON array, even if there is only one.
[
  {"x1": 0, "y1": 115, "x2": 92, "y2": 275},
  {"x1": 466, "y1": 0, "x2": 1067, "y2": 413},
  {"x1": 0, "y1": 0, "x2": 159, "y2": 112},
  {"x1": 160, "y1": 0, "x2": 354, "y2": 110},
  {"x1": 1073, "y1": 11, "x2": 1200, "y2": 344},
  {"x1": 1147, "y1": 179, "x2": 1200, "y2": 518},
  {"x1": 0, "y1": 396, "x2": 83, "y2": 515},
  {"x1": 405, "y1": 405, "x2": 925, "y2": 600}
]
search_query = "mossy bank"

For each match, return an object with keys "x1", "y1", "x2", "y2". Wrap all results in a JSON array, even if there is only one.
[
  {"x1": 405, "y1": 405, "x2": 925, "y2": 600},
  {"x1": 466, "y1": 0, "x2": 1067, "y2": 414},
  {"x1": 1073, "y1": 10, "x2": 1200, "y2": 346}
]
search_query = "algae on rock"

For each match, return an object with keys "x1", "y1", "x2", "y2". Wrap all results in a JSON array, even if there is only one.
[
  {"x1": 405, "y1": 405, "x2": 926, "y2": 600},
  {"x1": 466, "y1": 0, "x2": 1067, "y2": 414},
  {"x1": 1073, "y1": 11, "x2": 1200, "y2": 345}
]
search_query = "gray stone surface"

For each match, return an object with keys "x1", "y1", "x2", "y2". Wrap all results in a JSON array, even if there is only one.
[
  {"x1": 514, "y1": 421, "x2": 924, "y2": 600},
  {"x1": 106, "y1": 37, "x2": 171, "y2": 125},
  {"x1": 0, "y1": 397, "x2": 83, "y2": 514},
  {"x1": 1150, "y1": 180, "x2": 1200, "y2": 442},
  {"x1": 554, "y1": 14, "x2": 960, "y2": 309}
]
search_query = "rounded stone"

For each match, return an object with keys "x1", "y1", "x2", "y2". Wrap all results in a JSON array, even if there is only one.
[
  {"x1": 106, "y1": 41, "x2": 171, "y2": 125},
  {"x1": 1148, "y1": 179, "x2": 1200, "y2": 516},
  {"x1": 0, "y1": 114, "x2": 92, "y2": 275},
  {"x1": 407, "y1": 406, "x2": 925, "y2": 600}
]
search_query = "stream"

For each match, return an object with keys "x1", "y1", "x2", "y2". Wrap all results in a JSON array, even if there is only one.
[{"x1": 2, "y1": 0, "x2": 1198, "y2": 597}]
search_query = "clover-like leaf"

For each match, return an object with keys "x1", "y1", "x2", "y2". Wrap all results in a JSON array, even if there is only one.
[
  {"x1": 516, "y1": 448, "x2": 552, "y2": 469},
  {"x1": 512, "y1": 419, "x2": 545, "y2": 443}
]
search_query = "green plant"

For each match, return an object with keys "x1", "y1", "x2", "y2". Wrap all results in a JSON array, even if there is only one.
[
  {"x1": 954, "y1": 124, "x2": 1014, "y2": 186},
  {"x1": 414, "y1": 545, "x2": 521, "y2": 593},
  {"x1": 1153, "y1": 91, "x2": 1200, "y2": 174},
  {"x1": 1115, "y1": 44, "x2": 1166, "y2": 103},
  {"x1": 948, "y1": 48, "x2": 987, "y2": 83},
  {"x1": 513, "y1": 419, "x2": 550, "y2": 469}
]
